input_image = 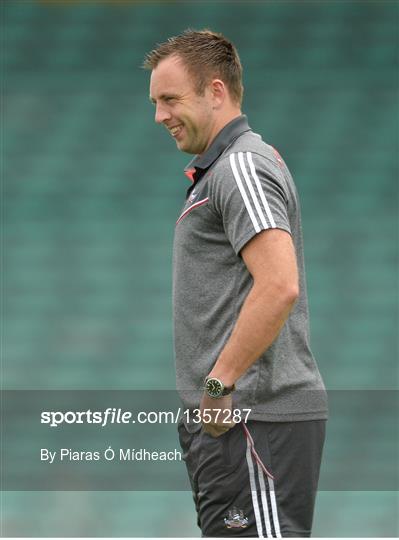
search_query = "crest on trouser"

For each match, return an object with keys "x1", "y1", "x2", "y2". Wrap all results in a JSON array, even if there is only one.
[{"x1": 224, "y1": 507, "x2": 249, "y2": 528}]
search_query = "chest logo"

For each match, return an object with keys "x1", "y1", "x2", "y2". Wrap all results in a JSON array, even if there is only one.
[{"x1": 187, "y1": 188, "x2": 198, "y2": 204}]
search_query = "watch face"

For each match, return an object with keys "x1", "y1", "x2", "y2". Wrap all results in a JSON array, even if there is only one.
[{"x1": 206, "y1": 378, "x2": 223, "y2": 398}]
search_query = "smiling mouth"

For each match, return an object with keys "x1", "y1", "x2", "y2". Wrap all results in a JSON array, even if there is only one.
[{"x1": 168, "y1": 125, "x2": 183, "y2": 137}]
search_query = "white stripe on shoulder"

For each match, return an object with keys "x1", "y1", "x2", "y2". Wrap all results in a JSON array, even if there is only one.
[
  {"x1": 229, "y1": 153, "x2": 261, "y2": 233},
  {"x1": 237, "y1": 152, "x2": 269, "y2": 229},
  {"x1": 245, "y1": 437, "x2": 264, "y2": 537},
  {"x1": 247, "y1": 151, "x2": 277, "y2": 228}
]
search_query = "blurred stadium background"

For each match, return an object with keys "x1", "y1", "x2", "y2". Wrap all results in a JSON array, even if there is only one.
[{"x1": 3, "y1": 0, "x2": 398, "y2": 536}]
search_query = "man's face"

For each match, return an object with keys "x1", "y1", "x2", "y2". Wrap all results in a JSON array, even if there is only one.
[{"x1": 149, "y1": 55, "x2": 216, "y2": 155}]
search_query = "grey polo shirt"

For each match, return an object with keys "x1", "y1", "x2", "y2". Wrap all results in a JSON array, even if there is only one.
[{"x1": 173, "y1": 115, "x2": 328, "y2": 424}]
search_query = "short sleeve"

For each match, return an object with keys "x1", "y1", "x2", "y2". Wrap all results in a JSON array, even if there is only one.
[{"x1": 210, "y1": 151, "x2": 292, "y2": 254}]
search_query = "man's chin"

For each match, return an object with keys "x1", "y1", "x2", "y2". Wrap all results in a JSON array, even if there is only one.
[
  {"x1": 176, "y1": 140, "x2": 194, "y2": 154},
  {"x1": 176, "y1": 139, "x2": 204, "y2": 155}
]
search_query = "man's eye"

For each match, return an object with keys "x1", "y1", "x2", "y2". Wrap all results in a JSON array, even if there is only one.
[{"x1": 165, "y1": 97, "x2": 176, "y2": 103}]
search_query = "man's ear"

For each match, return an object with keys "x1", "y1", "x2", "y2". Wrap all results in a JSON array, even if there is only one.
[{"x1": 210, "y1": 79, "x2": 226, "y2": 108}]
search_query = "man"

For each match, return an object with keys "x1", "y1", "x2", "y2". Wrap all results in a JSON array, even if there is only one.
[{"x1": 144, "y1": 29, "x2": 328, "y2": 538}]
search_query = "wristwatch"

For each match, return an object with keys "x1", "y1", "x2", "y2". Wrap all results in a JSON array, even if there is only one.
[{"x1": 204, "y1": 377, "x2": 236, "y2": 399}]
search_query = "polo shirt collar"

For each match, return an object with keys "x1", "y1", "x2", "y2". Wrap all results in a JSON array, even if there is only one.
[{"x1": 184, "y1": 114, "x2": 251, "y2": 183}]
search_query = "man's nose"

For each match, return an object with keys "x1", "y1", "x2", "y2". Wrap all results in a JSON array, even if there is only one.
[{"x1": 155, "y1": 104, "x2": 171, "y2": 124}]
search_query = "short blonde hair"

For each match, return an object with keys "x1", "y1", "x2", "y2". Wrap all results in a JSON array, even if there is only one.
[{"x1": 143, "y1": 28, "x2": 244, "y2": 106}]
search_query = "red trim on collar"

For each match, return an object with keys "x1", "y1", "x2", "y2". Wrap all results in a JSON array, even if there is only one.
[{"x1": 184, "y1": 168, "x2": 196, "y2": 183}]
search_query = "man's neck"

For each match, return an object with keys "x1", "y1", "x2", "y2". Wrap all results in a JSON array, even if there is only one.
[{"x1": 204, "y1": 109, "x2": 242, "y2": 153}]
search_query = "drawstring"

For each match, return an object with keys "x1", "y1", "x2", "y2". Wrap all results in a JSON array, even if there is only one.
[{"x1": 241, "y1": 422, "x2": 275, "y2": 480}]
